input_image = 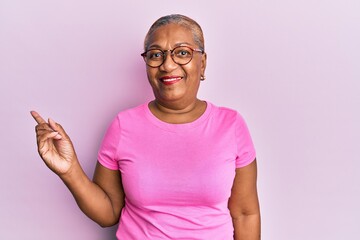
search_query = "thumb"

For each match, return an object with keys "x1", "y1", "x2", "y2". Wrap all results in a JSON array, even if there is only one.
[{"x1": 48, "y1": 118, "x2": 66, "y2": 140}]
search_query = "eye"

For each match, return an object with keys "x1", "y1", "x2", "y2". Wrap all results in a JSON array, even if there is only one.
[
  {"x1": 148, "y1": 50, "x2": 163, "y2": 60},
  {"x1": 174, "y1": 48, "x2": 191, "y2": 58}
]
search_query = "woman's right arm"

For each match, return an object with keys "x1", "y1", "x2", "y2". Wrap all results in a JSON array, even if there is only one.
[{"x1": 31, "y1": 111, "x2": 125, "y2": 227}]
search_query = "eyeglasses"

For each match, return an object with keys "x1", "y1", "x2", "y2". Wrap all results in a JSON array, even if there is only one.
[{"x1": 141, "y1": 46, "x2": 204, "y2": 68}]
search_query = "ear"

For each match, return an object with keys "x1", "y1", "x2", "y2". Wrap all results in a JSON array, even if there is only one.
[{"x1": 200, "y1": 52, "x2": 207, "y2": 77}]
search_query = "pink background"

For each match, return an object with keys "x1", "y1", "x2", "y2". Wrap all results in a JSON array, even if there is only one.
[{"x1": 1, "y1": 0, "x2": 359, "y2": 239}]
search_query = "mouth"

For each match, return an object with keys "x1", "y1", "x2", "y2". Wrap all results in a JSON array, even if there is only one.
[{"x1": 159, "y1": 76, "x2": 183, "y2": 85}]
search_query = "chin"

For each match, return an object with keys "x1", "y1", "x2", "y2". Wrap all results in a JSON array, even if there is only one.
[{"x1": 156, "y1": 89, "x2": 187, "y2": 101}]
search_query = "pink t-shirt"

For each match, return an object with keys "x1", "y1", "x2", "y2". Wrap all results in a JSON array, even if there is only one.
[{"x1": 98, "y1": 101, "x2": 256, "y2": 240}]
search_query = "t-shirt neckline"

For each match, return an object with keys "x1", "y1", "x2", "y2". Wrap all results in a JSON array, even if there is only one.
[{"x1": 143, "y1": 100, "x2": 213, "y2": 131}]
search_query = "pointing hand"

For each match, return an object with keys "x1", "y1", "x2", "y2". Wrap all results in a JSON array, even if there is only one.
[{"x1": 31, "y1": 111, "x2": 77, "y2": 176}]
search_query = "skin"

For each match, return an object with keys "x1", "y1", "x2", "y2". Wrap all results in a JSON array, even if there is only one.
[
  {"x1": 31, "y1": 22, "x2": 260, "y2": 239},
  {"x1": 229, "y1": 161, "x2": 261, "y2": 240},
  {"x1": 30, "y1": 111, "x2": 124, "y2": 227},
  {"x1": 145, "y1": 23, "x2": 207, "y2": 123}
]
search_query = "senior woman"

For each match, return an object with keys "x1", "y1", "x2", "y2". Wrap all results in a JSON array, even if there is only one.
[{"x1": 31, "y1": 14, "x2": 260, "y2": 239}]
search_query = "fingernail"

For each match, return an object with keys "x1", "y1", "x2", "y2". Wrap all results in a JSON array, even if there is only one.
[
  {"x1": 54, "y1": 134, "x2": 62, "y2": 140},
  {"x1": 52, "y1": 131, "x2": 62, "y2": 139}
]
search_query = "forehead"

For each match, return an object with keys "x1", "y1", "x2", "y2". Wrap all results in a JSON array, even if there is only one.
[{"x1": 147, "y1": 23, "x2": 196, "y2": 49}]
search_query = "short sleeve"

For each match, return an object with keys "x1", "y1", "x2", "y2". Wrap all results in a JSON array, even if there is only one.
[
  {"x1": 97, "y1": 116, "x2": 121, "y2": 170},
  {"x1": 235, "y1": 113, "x2": 256, "y2": 168}
]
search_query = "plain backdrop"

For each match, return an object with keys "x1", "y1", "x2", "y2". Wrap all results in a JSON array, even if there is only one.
[{"x1": 1, "y1": 0, "x2": 359, "y2": 239}]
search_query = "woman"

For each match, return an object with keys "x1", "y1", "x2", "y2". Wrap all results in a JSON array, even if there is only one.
[{"x1": 31, "y1": 14, "x2": 260, "y2": 239}]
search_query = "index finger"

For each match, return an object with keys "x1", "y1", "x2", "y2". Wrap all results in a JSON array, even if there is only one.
[{"x1": 30, "y1": 111, "x2": 47, "y2": 124}]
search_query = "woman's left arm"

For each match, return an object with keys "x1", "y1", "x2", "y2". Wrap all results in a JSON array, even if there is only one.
[{"x1": 228, "y1": 159, "x2": 261, "y2": 240}]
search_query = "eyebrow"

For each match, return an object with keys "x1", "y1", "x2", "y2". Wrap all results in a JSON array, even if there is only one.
[{"x1": 147, "y1": 42, "x2": 194, "y2": 50}]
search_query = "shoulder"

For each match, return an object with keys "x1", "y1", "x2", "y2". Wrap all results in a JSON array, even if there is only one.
[
  {"x1": 107, "y1": 102, "x2": 151, "y2": 131},
  {"x1": 207, "y1": 102, "x2": 251, "y2": 133},
  {"x1": 114, "y1": 102, "x2": 148, "y2": 120},
  {"x1": 208, "y1": 102, "x2": 243, "y2": 122}
]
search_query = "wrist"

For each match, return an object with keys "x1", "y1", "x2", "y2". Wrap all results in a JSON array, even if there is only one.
[{"x1": 59, "y1": 159, "x2": 87, "y2": 186}]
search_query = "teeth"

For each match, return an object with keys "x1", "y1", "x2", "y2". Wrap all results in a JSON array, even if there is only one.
[{"x1": 162, "y1": 77, "x2": 181, "y2": 82}]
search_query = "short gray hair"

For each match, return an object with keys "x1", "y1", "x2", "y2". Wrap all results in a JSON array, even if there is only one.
[{"x1": 144, "y1": 14, "x2": 205, "y2": 52}]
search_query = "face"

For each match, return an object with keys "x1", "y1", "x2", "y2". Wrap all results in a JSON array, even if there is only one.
[{"x1": 144, "y1": 23, "x2": 207, "y2": 107}]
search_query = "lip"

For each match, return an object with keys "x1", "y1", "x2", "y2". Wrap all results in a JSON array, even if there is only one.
[{"x1": 159, "y1": 76, "x2": 183, "y2": 85}]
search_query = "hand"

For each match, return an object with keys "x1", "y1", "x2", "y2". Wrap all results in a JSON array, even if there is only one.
[{"x1": 31, "y1": 111, "x2": 78, "y2": 176}]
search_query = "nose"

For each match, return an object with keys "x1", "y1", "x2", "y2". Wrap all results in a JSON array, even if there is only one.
[{"x1": 159, "y1": 51, "x2": 178, "y2": 72}]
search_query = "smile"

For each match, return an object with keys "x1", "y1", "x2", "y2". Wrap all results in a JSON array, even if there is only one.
[{"x1": 159, "y1": 76, "x2": 183, "y2": 85}]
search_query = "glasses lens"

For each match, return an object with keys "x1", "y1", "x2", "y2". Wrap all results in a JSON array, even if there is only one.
[
  {"x1": 145, "y1": 49, "x2": 164, "y2": 67},
  {"x1": 142, "y1": 46, "x2": 196, "y2": 67},
  {"x1": 172, "y1": 46, "x2": 193, "y2": 65}
]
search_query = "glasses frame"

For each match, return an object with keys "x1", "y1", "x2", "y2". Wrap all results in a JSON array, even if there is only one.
[{"x1": 141, "y1": 46, "x2": 204, "y2": 68}]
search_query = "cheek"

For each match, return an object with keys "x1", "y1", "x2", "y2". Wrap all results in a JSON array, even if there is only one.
[
  {"x1": 146, "y1": 68, "x2": 157, "y2": 82},
  {"x1": 184, "y1": 61, "x2": 202, "y2": 77}
]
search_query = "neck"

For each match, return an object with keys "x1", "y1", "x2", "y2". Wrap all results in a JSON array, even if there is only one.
[
  {"x1": 149, "y1": 99, "x2": 207, "y2": 124},
  {"x1": 154, "y1": 98, "x2": 200, "y2": 113}
]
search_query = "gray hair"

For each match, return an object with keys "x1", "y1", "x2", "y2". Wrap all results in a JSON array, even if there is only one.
[{"x1": 144, "y1": 14, "x2": 205, "y2": 52}]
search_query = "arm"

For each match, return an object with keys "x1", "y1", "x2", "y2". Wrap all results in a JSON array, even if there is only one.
[
  {"x1": 31, "y1": 111, "x2": 125, "y2": 227},
  {"x1": 62, "y1": 161, "x2": 125, "y2": 227},
  {"x1": 228, "y1": 160, "x2": 261, "y2": 240}
]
